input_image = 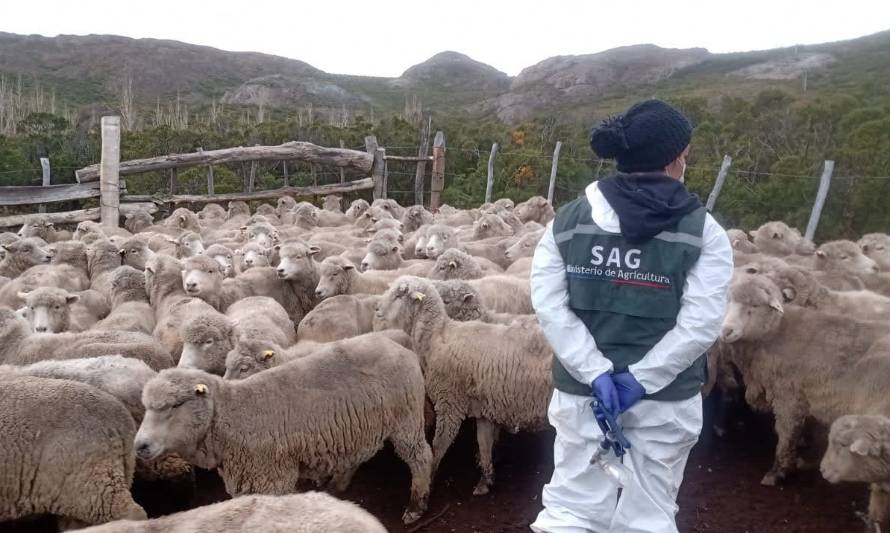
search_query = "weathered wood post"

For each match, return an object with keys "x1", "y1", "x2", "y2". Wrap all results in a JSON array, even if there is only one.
[
  {"x1": 414, "y1": 118, "x2": 431, "y2": 206},
  {"x1": 429, "y1": 131, "x2": 445, "y2": 211},
  {"x1": 168, "y1": 168, "x2": 177, "y2": 195},
  {"x1": 804, "y1": 160, "x2": 835, "y2": 242},
  {"x1": 547, "y1": 141, "x2": 562, "y2": 203},
  {"x1": 705, "y1": 154, "x2": 733, "y2": 212},
  {"x1": 248, "y1": 161, "x2": 257, "y2": 193},
  {"x1": 39, "y1": 157, "x2": 50, "y2": 213},
  {"x1": 485, "y1": 143, "x2": 498, "y2": 204},
  {"x1": 366, "y1": 136, "x2": 385, "y2": 200},
  {"x1": 339, "y1": 140, "x2": 346, "y2": 184},
  {"x1": 283, "y1": 161, "x2": 289, "y2": 187},
  {"x1": 199, "y1": 148, "x2": 215, "y2": 195},
  {"x1": 99, "y1": 116, "x2": 121, "y2": 228}
]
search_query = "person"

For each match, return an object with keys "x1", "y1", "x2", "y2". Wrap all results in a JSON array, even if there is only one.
[{"x1": 529, "y1": 99, "x2": 734, "y2": 533}]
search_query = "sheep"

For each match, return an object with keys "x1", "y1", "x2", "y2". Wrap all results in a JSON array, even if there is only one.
[
  {"x1": 372, "y1": 197, "x2": 406, "y2": 220},
  {"x1": 135, "y1": 339, "x2": 432, "y2": 524},
  {"x1": 314, "y1": 256, "x2": 398, "y2": 300},
  {"x1": 17, "y1": 216, "x2": 72, "y2": 242},
  {"x1": 429, "y1": 248, "x2": 502, "y2": 280},
  {"x1": 360, "y1": 239, "x2": 432, "y2": 274},
  {"x1": 0, "y1": 243, "x2": 90, "y2": 310},
  {"x1": 145, "y1": 254, "x2": 218, "y2": 359},
  {"x1": 74, "y1": 219, "x2": 133, "y2": 241},
  {"x1": 173, "y1": 231, "x2": 205, "y2": 258},
  {"x1": 369, "y1": 217, "x2": 403, "y2": 235},
  {"x1": 234, "y1": 241, "x2": 271, "y2": 273},
  {"x1": 162, "y1": 207, "x2": 201, "y2": 233},
  {"x1": 276, "y1": 195, "x2": 297, "y2": 217},
  {"x1": 0, "y1": 375, "x2": 146, "y2": 526},
  {"x1": 504, "y1": 230, "x2": 543, "y2": 264},
  {"x1": 402, "y1": 205, "x2": 434, "y2": 232},
  {"x1": 421, "y1": 224, "x2": 459, "y2": 259},
  {"x1": 197, "y1": 203, "x2": 227, "y2": 223},
  {"x1": 513, "y1": 196, "x2": 555, "y2": 224},
  {"x1": 178, "y1": 312, "x2": 236, "y2": 375},
  {"x1": 204, "y1": 243, "x2": 236, "y2": 277},
  {"x1": 764, "y1": 264, "x2": 890, "y2": 318},
  {"x1": 468, "y1": 275, "x2": 534, "y2": 314},
  {"x1": 18, "y1": 286, "x2": 109, "y2": 333},
  {"x1": 87, "y1": 237, "x2": 123, "y2": 300},
  {"x1": 124, "y1": 209, "x2": 155, "y2": 233},
  {"x1": 227, "y1": 296, "x2": 297, "y2": 346},
  {"x1": 345, "y1": 198, "x2": 371, "y2": 219},
  {"x1": 77, "y1": 492, "x2": 387, "y2": 533},
  {"x1": 471, "y1": 213, "x2": 514, "y2": 241},
  {"x1": 719, "y1": 273, "x2": 890, "y2": 486},
  {"x1": 0, "y1": 237, "x2": 52, "y2": 277},
  {"x1": 373, "y1": 276, "x2": 551, "y2": 495},
  {"x1": 505, "y1": 256, "x2": 533, "y2": 277},
  {"x1": 322, "y1": 194, "x2": 343, "y2": 213},
  {"x1": 118, "y1": 237, "x2": 156, "y2": 271},
  {"x1": 0, "y1": 306, "x2": 173, "y2": 370},
  {"x1": 297, "y1": 294, "x2": 379, "y2": 343},
  {"x1": 493, "y1": 198, "x2": 515, "y2": 210},
  {"x1": 727, "y1": 228, "x2": 759, "y2": 254},
  {"x1": 860, "y1": 233, "x2": 890, "y2": 271},
  {"x1": 748, "y1": 221, "x2": 815, "y2": 256},
  {"x1": 1, "y1": 355, "x2": 156, "y2": 422},
  {"x1": 459, "y1": 238, "x2": 513, "y2": 270},
  {"x1": 93, "y1": 266, "x2": 156, "y2": 335},
  {"x1": 224, "y1": 201, "x2": 251, "y2": 229},
  {"x1": 813, "y1": 239, "x2": 879, "y2": 275}
]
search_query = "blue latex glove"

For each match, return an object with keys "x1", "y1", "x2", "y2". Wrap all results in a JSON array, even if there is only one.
[
  {"x1": 591, "y1": 372, "x2": 619, "y2": 421},
  {"x1": 613, "y1": 372, "x2": 646, "y2": 414}
]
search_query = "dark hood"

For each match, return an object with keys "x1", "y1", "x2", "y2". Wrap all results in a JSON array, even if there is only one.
[{"x1": 597, "y1": 173, "x2": 701, "y2": 244}]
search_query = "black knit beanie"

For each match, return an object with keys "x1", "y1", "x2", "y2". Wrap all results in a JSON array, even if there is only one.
[{"x1": 590, "y1": 99, "x2": 692, "y2": 173}]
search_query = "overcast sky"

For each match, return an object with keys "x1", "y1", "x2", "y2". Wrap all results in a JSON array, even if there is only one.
[{"x1": 3, "y1": 0, "x2": 888, "y2": 77}]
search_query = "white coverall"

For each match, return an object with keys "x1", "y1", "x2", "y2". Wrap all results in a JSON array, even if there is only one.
[{"x1": 529, "y1": 182, "x2": 733, "y2": 533}]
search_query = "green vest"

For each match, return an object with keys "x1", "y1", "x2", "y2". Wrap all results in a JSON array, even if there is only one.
[{"x1": 551, "y1": 196, "x2": 707, "y2": 401}]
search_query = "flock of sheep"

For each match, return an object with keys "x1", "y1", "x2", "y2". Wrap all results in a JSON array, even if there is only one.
[
  {"x1": 3, "y1": 189, "x2": 890, "y2": 532},
  {"x1": 0, "y1": 194, "x2": 552, "y2": 532}
]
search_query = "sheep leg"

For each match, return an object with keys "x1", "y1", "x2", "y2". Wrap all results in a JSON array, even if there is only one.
[
  {"x1": 390, "y1": 427, "x2": 433, "y2": 525},
  {"x1": 473, "y1": 418, "x2": 501, "y2": 496},
  {"x1": 867, "y1": 483, "x2": 890, "y2": 533},
  {"x1": 430, "y1": 402, "x2": 466, "y2": 478},
  {"x1": 762, "y1": 397, "x2": 806, "y2": 486}
]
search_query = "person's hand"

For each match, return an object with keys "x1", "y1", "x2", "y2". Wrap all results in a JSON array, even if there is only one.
[
  {"x1": 591, "y1": 372, "x2": 619, "y2": 420},
  {"x1": 613, "y1": 372, "x2": 646, "y2": 414}
]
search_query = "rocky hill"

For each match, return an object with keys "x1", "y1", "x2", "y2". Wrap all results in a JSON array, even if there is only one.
[{"x1": 0, "y1": 29, "x2": 888, "y2": 124}]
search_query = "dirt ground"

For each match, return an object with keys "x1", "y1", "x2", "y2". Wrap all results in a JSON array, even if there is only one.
[{"x1": 1, "y1": 397, "x2": 868, "y2": 533}]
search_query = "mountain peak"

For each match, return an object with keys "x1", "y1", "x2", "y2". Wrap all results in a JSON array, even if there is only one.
[{"x1": 396, "y1": 51, "x2": 511, "y2": 91}]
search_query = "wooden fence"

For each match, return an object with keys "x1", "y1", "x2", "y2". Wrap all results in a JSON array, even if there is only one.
[{"x1": 0, "y1": 116, "x2": 448, "y2": 229}]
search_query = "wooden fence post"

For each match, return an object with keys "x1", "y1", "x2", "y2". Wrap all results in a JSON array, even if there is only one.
[
  {"x1": 414, "y1": 117, "x2": 431, "y2": 206},
  {"x1": 705, "y1": 154, "x2": 733, "y2": 212},
  {"x1": 283, "y1": 161, "x2": 289, "y2": 187},
  {"x1": 485, "y1": 143, "x2": 498, "y2": 204},
  {"x1": 804, "y1": 160, "x2": 835, "y2": 242},
  {"x1": 39, "y1": 157, "x2": 50, "y2": 213},
  {"x1": 339, "y1": 140, "x2": 346, "y2": 184},
  {"x1": 547, "y1": 141, "x2": 562, "y2": 204},
  {"x1": 366, "y1": 136, "x2": 385, "y2": 200},
  {"x1": 248, "y1": 161, "x2": 257, "y2": 193},
  {"x1": 169, "y1": 168, "x2": 177, "y2": 195},
  {"x1": 99, "y1": 116, "x2": 121, "y2": 229},
  {"x1": 429, "y1": 131, "x2": 445, "y2": 211}
]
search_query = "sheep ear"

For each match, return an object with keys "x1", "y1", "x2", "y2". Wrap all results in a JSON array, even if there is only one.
[
  {"x1": 850, "y1": 438, "x2": 876, "y2": 456},
  {"x1": 462, "y1": 293, "x2": 474, "y2": 302},
  {"x1": 194, "y1": 384, "x2": 207, "y2": 395},
  {"x1": 262, "y1": 350, "x2": 275, "y2": 360},
  {"x1": 308, "y1": 246, "x2": 321, "y2": 256},
  {"x1": 65, "y1": 295, "x2": 80, "y2": 305},
  {"x1": 391, "y1": 245, "x2": 400, "y2": 253},
  {"x1": 768, "y1": 298, "x2": 784, "y2": 314},
  {"x1": 731, "y1": 239, "x2": 740, "y2": 247},
  {"x1": 748, "y1": 230, "x2": 757, "y2": 239},
  {"x1": 179, "y1": 215, "x2": 187, "y2": 222},
  {"x1": 234, "y1": 249, "x2": 242, "y2": 255},
  {"x1": 239, "y1": 226, "x2": 248, "y2": 232},
  {"x1": 744, "y1": 265, "x2": 760, "y2": 274},
  {"x1": 412, "y1": 291, "x2": 426, "y2": 302},
  {"x1": 118, "y1": 249, "x2": 126, "y2": 256},
  {"x1": 448, "y1": 261, "x2": 457, "y2": 268},
  {"x1": 343, "y1": 264, "x2": 355, "y2": 271},
  {"x1": 273, "y1": 244, "x2": 281, "y2": 251},
  {"x1": 772, "y1": 232, "x2": 781, "y2": 239},
  {"x1": 862, "y1": 244, "x2": 870, "y2": 253},
  {"x1": 17, "y1": 290, "x2": 30, "y2": 299},
  {"x1": 781, "y1": 288, "x2": 796, "y2": 302},
  {"x1": 816, "y1": 250, "x2": 826, "y2": 258}
]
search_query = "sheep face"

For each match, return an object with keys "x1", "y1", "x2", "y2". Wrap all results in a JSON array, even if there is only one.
[
  {"x1": 205, "y1": 245, "x2": 235, "y2": 277},
  {"x1": 223, "y1": 339, "x2": 281, "y2": 380},
  {"x1": 821, "y1": 415, "x2": 890, "y2": 484},
  {"x1": 372, "y1": 198, "x2": 404, "y2": 218},
  {"x1": 345, "y1": 199, "x2": 370, "y2": 219},
  {"x1": 0, "y1": 307, "x2": 30, "y2": 343},
  {"x1": 361, "y1": 240, "x2": 401, "y2": 272},
  {"x1": 73, "y1": 220, "x2": 102, "y2": 241},
  {"x1": 413, "y1": 234, "x2": 428, "y2": 258},
  {"x1": 179, "y1": 315, "x2": 234, "y2": 375},
  {"x1": 235, "y1": 244, "x2": 270, "y2": 272},
  {"x1": 322, "y1": 195, "x2": 342, "y2": 212},
  {"x1": 18, "y1": 287, "x2": 78, "y2": 333},
  {"x1": 125, "y1": 210, "x2": 154, "y2": 233},
  {"x1": 402, "y1": 206, "x2": 432, "y2": 232},
  {"x1": 493, "y1": 198, "x2": 515, "y2": 210},
  {"x1": 815, "y1": 240, "x2": 878, "y2": 275},
  {"x1": 119, "y1": 240, "x2": 156, "y2": 271},
  {"x1": 17, "y1": 219, "x2": 49, "y2": 239},
  {"x1": 720, "y1": 274, "x2": 785, "y2": 343},
  {"x1": 198, "y1": 204, "x2": 226, "y2": 221},
  {"x1": 177, "y1": 233, "x2": 205, "y2": 258},
  {"x1": 111, "y1": 266, "x2": 147, "y2": 299},
  {"x1": 136, "y1": 369, "x2": 216, "y2": 463},
  {"x1": 748, "y1": 222, "x2": 813, "y2": 256},
  {"x1": 276, "y1": 195, "x2": 297, "y2": 216},
  {"x1": 860, "y1": 233, "x2": 890, "y2": 271},
  {"x1": 276, "y1": 242, "x2": 320, "y2": 281},
  {"x1": 245, "y1": 224, "x2": 279, "y2": 249},
  {"x1": 374, "y1": 277, "x2": 436, "y2": 333},
  {"x1": 505, "y1": 232, "x2": 541, "y2": 262},
  {"x1": 430, "y1": 250, "x2": 469, "y2": 281},
  {"x1": 2, "y1": 238, "x2": 53, "y2": 266},
  {"x1": 227, "y1": 201, "x2": 250, "y2": 219},
  {"x1": 433, "y1": 280, "x2": 484, "y2": 321},
  {"x1": 424, "y1": 227, "x2": 454, "y2": 259},
  {"x1": 315, "y1": 259, "x2": 353, "y2": 300},
  {"x1": 164, "y1": 208, "x2": 199, "y2": 231},
  {"x1": 473, "y1": 214, "x2": 513, "y2": 240},
  {"x1": 181, "y1": 257, "x2": 224, "y2": 298}
]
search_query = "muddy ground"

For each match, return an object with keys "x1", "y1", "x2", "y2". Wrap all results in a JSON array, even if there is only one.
[{"x1": 2, "y1": 398, "x2": 868, "y2": 533}]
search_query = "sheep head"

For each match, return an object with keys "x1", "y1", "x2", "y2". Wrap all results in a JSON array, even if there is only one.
[
  {"x1": 181, "y1": 255, "x2": 225, "y2": 300},
  {"x1": 136, "y1": 368, "x2": 218, "y2": 465},
  {"x1": 223, "y1": 338, "x2": 284, "y2": 380},
  {"x1": 821, "y1": 414, "x2": 890, "y2": 484},
  {"x1": 18, "y1": 286, "x2": 79, "y2": 333},
  {"x1": 179, "y1": 313, "x2": 235, "y2": 375},
  {"x1": 815, "y1": 240, "x2": 879, "y2": 275},
  {"x1": 315, "y1": 257, "x2": 355, "y2": 300},
  {"x1": 720, "y1": 273, "x2": 785, "y2": 344}
]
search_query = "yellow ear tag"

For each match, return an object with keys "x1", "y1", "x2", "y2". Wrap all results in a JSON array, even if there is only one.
[
  {"x1": 412, "y1": 291, "x2": 426, "y2": 302},
  {"x1": 262, "y1": 350, "x2": 275, "y2": 359},
  {"x1": 194, "y1": 384, "x2": 207, "y2": 395}
]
